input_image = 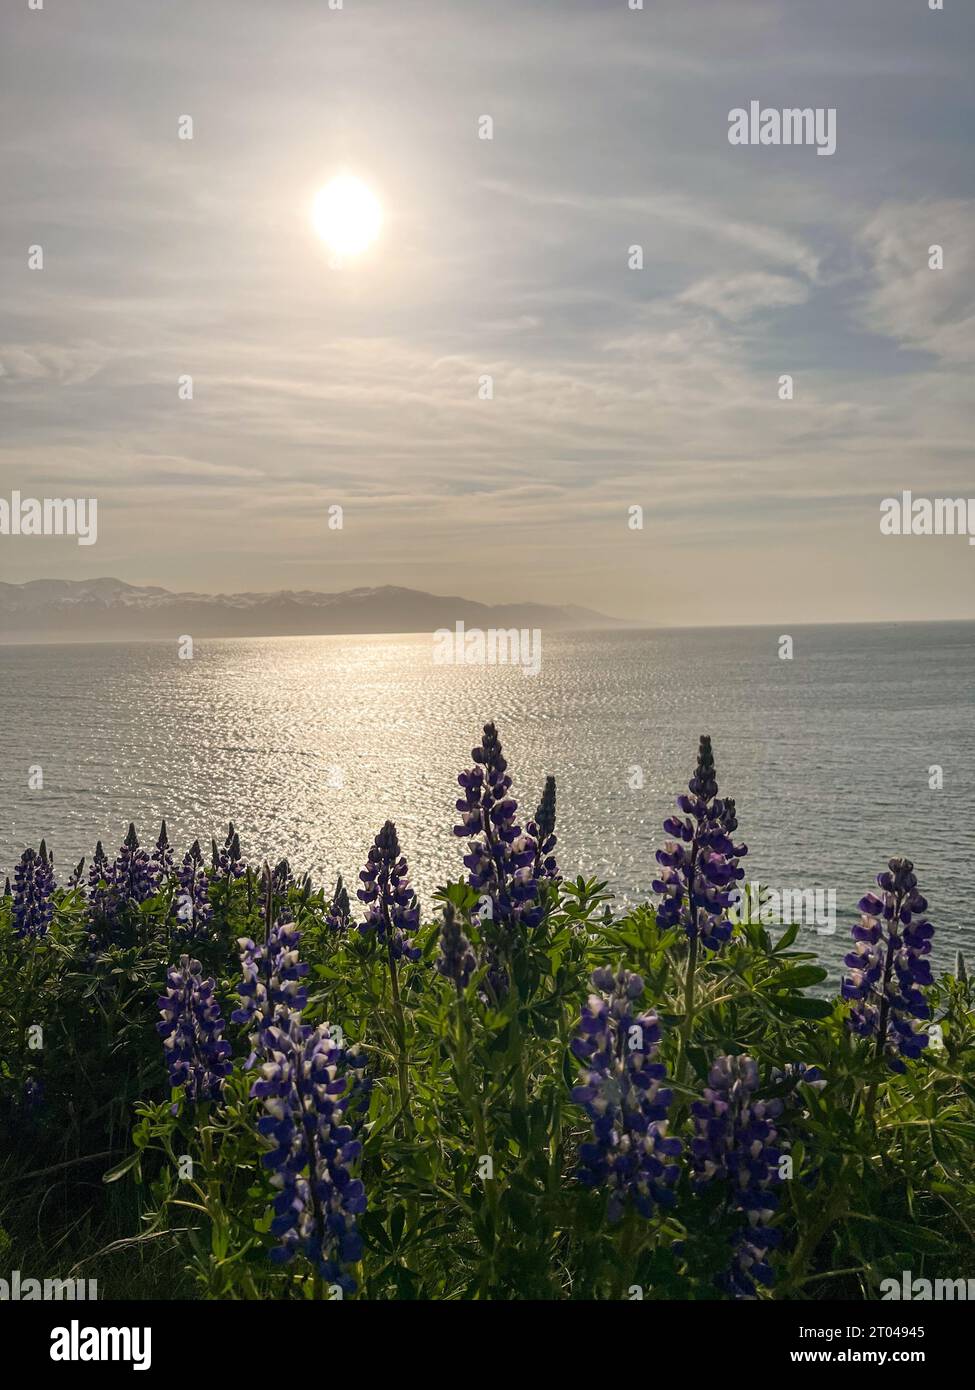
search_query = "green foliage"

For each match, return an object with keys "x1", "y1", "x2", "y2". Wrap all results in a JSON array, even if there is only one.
[{"x1": 1, "y1": 866, "x2": 972, "y2": 1300}]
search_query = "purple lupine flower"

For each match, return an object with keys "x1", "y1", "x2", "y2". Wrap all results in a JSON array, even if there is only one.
[
  {"x1": 172, "y1": 839, "x2": 214, "y2": 942},
  {"x1": 527, "y1": 775, "x2": 560, "y2": 883},
  {"x1": 454, "y1": 723, "x2": 541, "y2": 924},
  {"x1": 150, "y1": 821, "x2": 174, "y2": 895},
  {"x1": 436, "y1": 903, "x2": 477, "y2": 992},
  {"x1": 272, "y1": 858, "x2": 294, "y2": 897},
  {"x1": 325, "y1": 875, "x2": 351, "y2": 932},
  {"x1": 156, "y1": 955, "x2": 233, "y2": 1104},
  {"x1": 225, "y1": 829, "x2": 244, "y2": 878},
  {"x1": 690, "y1": 1054, "x2": 785, "y2": 1297},
  {"x1": 769, "y1": 1063, "x2": 826, "y2": 1189},
  {"x1": 12, "y1": 842, "x2": 57, "y2": 939},
  {"x1": 771, "y1": 1061, "x2": 827, "y2": 1097},
  {"x1": 68, "y1": 857, "x2": 86, "y2": 891},
  {"x1": 570, "y1": 966, "x2": 681, "y2": 1221},
  {"x1": 453, "y1": 723, "x2": 544, "y2": 967},
  {"x1": 113, "y1": 823, "x2": 156, "y2": 906},
  {"x1": 213, "y1": 824, "x2": 245, "y2": 883},
  {"x1": 86, "y1": 840, "x2": 119, "y2": 926},
  {"x1": 251, "y1": 1013, "x2": 367, "y2": 1294},
  {"x1": 841, "y1": 857, "x2": 935, "y2": 1073},
  {"x1": 357, "y1": 822, "x2": 421, "y2": 963},
  {"x1": 232, "y1": 915, "x2": 310, "y2": 1060},
  {"x1": 652, "y1": 735, "x2": 747, "y2": 952}
]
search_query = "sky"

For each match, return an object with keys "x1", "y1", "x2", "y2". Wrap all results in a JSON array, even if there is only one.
[{"x1": 1, "y1": 0, "x2": 973, "y2": 625}]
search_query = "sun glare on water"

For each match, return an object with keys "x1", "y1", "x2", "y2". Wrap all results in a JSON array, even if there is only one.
[{"x1": 312, "y1": 175, "x2": 382, "y2": 257}]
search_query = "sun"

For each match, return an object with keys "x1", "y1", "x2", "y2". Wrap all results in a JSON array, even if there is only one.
[{"x1": 311, "y1": 175, "x2": 382, "y2": 257}]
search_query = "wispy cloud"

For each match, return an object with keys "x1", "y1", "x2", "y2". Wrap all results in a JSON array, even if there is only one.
[
  {"x1": 1, "y1": 0, "x2": 973, "y2": 623},
  {"x1": 678, "y1": 272, "x2": 811, "y2": 322},
  {"x1": 859, "y1": 200, "x2": 975, "y2": 361}
]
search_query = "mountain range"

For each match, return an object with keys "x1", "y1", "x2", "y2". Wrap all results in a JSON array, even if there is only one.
[{"x1": 0, "y1": 577, "x2": 625, "y2": 642}]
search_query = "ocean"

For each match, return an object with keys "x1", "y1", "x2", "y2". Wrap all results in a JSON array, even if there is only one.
[{"x1": 2, "y1": 622, "x2": 972, "y2": 982}]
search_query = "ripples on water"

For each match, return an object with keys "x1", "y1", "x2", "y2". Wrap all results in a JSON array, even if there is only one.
[{"x1": 2, "y1": 623, "x2": 972, "y2": 981}]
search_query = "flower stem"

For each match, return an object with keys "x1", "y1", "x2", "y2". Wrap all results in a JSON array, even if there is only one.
[
  {"x1": 678, "y1": 932, "x2": 699, "y2": 1083},
  {"x1": 865, "y1": 891, "x2": 904, "y2": 1126},
  {"x1": 387, "y1": 943, "x2": 414, "y2": 1137},
  {"x1": 451, "y1": 991, "x2": 499, "y2": 1297}
]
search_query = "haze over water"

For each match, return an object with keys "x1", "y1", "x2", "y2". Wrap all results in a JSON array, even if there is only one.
[{"x1": 2, "y1": 621, "x2": 972, "y2": 982}]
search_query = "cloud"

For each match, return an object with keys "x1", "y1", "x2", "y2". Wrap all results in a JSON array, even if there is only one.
[
  {"x1": 0, "y1": 343, "x2": 117, "y2": 387},
  {"x1": 0, "y1": 0, "x2": 973, "y2": 623},
  {"x1": 859, "y1": 200, "x2": 975, "y2": 360},
  {"x1": 480, "y1": 179, "x2": 823, "y2": 282},
  {"x1": 678, "y1": 272, "x2": 810, "y2": 321}
]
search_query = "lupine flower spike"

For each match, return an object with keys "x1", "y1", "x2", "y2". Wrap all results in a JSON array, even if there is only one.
[
  {"x1": 357, "y1": 822, "x2": 417, "y2": 1131},
  {"x1": 528, "y1": 775, "x2": 560, "y2": 883},
  {"x1": 454, "y1": 723, "x2": 543, "y2": 933},
  {"x1": 213, "y1": 824, "x2": 245, "y2": 882},
  {"x1": 233, "y1": 917, "x2": 310, "y2": 1063},
  {"x1": 571, "y1": 967, "x2": 681, "y2": 1220},
  {"x1": 153, "y1": 821, "x2": 174, "y2": 884},
  {"x1": 114, "y1": 823, "x2": 156, "y2": 907},
  {"x1": 326, "y1": 875, "x2": 351, "y2": 932},
  {"x1": 87, "y1": 840, "x2": 117, "y2": 926},
  {"x1": 251, "y1": 1014, "x2": 367, "y2": 1294},
  {"x1": 357, "y1": 822, "x2": 421, "y2": 963},
  {"x1": 226, "y1": 864, "x2": 370, "y2": 1291},
  {"x1": 653, "y1": 735, "x2": 747, "y2": 952},
  {"x1": 690, "y1": 1054, "x2": 786, "y2": 1297},
  {"x1": 436, "y1": 902, "x2": 477, "y2": 992},
  {"x1": 157, "y1": 955, "x2": 233, "y2": 1105},
  {"x1": 842, "y1": 857, "x2": 935, "y2": 1072},
  {"x1": 172, "y1": 840, "x2": 214, "y2": 942},
  {"x1": 272, "y1": 858, "x2": 293, "y2": 896},
  {"x1": 12, "y1": 842, "x2": 56, "y2": 939}
]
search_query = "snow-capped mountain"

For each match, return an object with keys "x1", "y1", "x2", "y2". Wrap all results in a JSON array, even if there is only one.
[{"x1": 0, "y1": 578, "x2": 624, "y2": 641}]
